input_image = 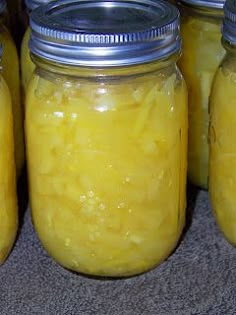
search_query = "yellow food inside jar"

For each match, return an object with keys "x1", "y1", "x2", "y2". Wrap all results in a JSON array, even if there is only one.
[
  {"x1": 179, "y1": 14, "x2": 225, "y2": 189},
  {"x1": 0, "y1": 74, "x2": 18, "y2": 264},
  {"x1": 209, "y1": 66, "x2": 236, "y2": 245},
  {"x1": 0, "y1": 23, "x2": 24, "y2": 176},
  {"x1": 21, "y1": 27, "x2": 35, "y2": 95},
  {"x1": 26, "y1": 69, "x2": 187, "y2": 276}
]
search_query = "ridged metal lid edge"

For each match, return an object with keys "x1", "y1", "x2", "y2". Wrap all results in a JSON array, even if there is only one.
[
  {"x1": 178, "y1": 0, "x2": 225, "y2": 10},
  {"x1": 30, "y1": 0, "x2": 181, "y2": 67}
]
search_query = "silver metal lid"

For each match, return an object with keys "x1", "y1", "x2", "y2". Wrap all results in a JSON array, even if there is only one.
[
  {"x1": 0, "y1": 0, "x2": 6, "y2": 14},
  {"x1": 178, "y1": 0, "x2": 225, "y2": 10},
  {"x1": 222, "y1": 0, "x2": 236, "y2": 44},
  {"x1": 29, "y1": 0, "x2": 181, "y2": 67},
  {"x1": 25, "y1": 0, "x2": 52, "y2": 11}
]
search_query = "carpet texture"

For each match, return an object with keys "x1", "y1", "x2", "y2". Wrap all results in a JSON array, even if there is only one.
[{"x1": 0, "y1": 188, "x2": 236, "y2": 315}]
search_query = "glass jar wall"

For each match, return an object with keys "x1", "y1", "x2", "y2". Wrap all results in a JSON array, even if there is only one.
[
  {"x1": 178, "y1": 0, "x2": 225, "y2": 189},
  {"x1": 0, "y1": 47, "x2": 18, "y2": 264},
  {"x1": 21, "y1": 26, "x2": 32, "y2": 93},
  {"x1": 209, "y1": 0, "x2": 236, "y2": 245},
  {"x1": 26, "y1": 0, "x2": 188, "y2": 277},
  {"x1": 0, "y1": 1, "x2": 24, "y2": 177},
  {"x1": 26, "y1": 59, "x2": 187, "y2": 277},
  {"x1": 21, "y1": 0, "x2": 52, "y2": 94}
]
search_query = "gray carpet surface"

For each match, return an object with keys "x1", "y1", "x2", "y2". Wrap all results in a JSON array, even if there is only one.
[{"x1": 0, "y1": 188, "x2": 235, "y2": 315}]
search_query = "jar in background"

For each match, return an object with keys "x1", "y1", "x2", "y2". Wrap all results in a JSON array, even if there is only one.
[
  {"x1": 209, "y1": 0, "x2": 236, "y2": 245},
  {"x1": 178, "y1": 0, "x2": 225, "y2": 189},
  {"x1": 26, "y1": 0, "x2": 188, "y2": 277},
  {"x1": 21, "y1": 0, "x2": 52, "y2": 95},
  {"x1": 0, "y1": 45, "x2": 18, "y2": 264},
  {"x1": 0, "y1": 0, "x2": 24, "y2": 177}
]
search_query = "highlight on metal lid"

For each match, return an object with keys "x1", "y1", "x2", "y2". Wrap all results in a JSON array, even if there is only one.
[
  {"x1": 25, "y1": 0, "x2": 52, "y2": 11},
  {"x1": 29, "y1": 0, "x2": 181, "y2": 67},
  {"x1": 178, "y1": 0, "x2": 225, "y2": 10},
  {"x1": 0, "y1": 0, "x2": 6, "y2": 14},
  {"x1": 222, "y1": 0, "x2": 236, "y2": 44}
]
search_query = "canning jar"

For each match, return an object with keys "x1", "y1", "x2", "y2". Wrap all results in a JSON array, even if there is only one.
[
  {"x1": 26, "y1": 0, "x2": 188, "y2": 277},
  {"x1": 209, "y1": 0, "x2": 236, "y2": 245},
  {"x1": 0, "y1": 45, "x2": 18, "y2": 264},
  {"x1": 178, "y1": 0, "x2": 225, "y2": 189},
  {"x1": 0, "y1": 0, "x2": 24, "y2": 177},
  {"x1": 21, "y1": 0, "x2": 52, "y2": 94}
]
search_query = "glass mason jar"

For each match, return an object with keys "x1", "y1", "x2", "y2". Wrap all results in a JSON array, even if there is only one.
[
  {"x1": 0, "y1": 45, "x2": 18, "y2": 264},
  {"x1": 26, "y1": 0, "x2": 188, "y2": 277},
  {"x1": 0, "y1": 0, "x2": 24, "y2": 177},
  {"x1": 178, "y1": 0, "x2": 225, "y2": 189},
  {"x1": 209, "y1": 0, "x2": 236, "y2": 245},
  {"x1": 21, "y1": 0, "x2": 52, "y2": 94}
]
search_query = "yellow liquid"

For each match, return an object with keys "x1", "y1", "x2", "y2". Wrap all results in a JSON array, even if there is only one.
[
  {"x1": 209, "y1": 65, "x2": 236, "y2": 245},
  {"x1": 21, "y1": 27, "x2": 35, "y2": 95},
  {"x1": 0, "y1": 74, "x2": 18, "y2": 264},
  {"x1": 0, "y1": 24, "x2": 24, "y2": 176},
  {"x1": 179, "y1": 14, "x2": 225, "y2": 189},
  {"x1": 26, "y1": 68, "x2": 187, "y2": 276}
]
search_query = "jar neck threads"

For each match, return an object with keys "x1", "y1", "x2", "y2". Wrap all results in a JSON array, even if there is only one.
[{"x1": 32, "y1": 52, "x2": 180, "y2": 80}]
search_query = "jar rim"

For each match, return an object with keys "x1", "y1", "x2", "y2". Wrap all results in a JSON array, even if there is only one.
[{"x1": 29, "y1": 0, "x2": 181, "y2": 67}]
